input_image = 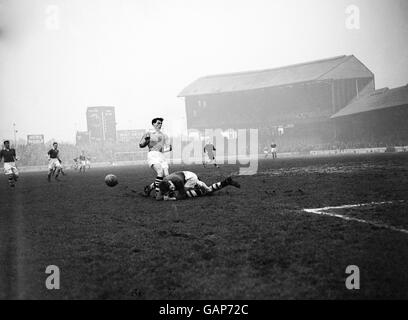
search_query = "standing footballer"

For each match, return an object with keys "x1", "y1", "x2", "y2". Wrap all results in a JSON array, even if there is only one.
[
  {"x1": 47, "y1": 142, "x2": 63, "y2": 181},
  {"x1": 0, "y1": 140, "x2": 19, "y2": 187},
  {"x1": 203, "y1": 140, "x2": 219, "y2": 168},
  {"x1": 271, "y1": 142, "x2": 277, "y2": 159},
  {"x1": 139, "y1": 117, "x2": 172, "y2": 200},
  {"x1": 78, "y1": 150, "x2": 87, "y2": 173}
]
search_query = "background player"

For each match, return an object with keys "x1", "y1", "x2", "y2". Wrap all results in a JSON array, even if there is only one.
[
  {"x1": 271, "y1": 142, "x2": 277, "y2": 159},
  {"x1": 203, "y1": 140, "x2": 219, "y2": 168},
  {"x1": 47, "y1": 142, "x2": 63, "y2": 181},
  {"x1": 139, "y1": 117, "x2": 172, "y2": 200},
  {"x1": 78, "y1": 151, "x2": 87, "y2": 173},
  {"x1": 265, "y1": 142, "x2": 278, "y2": 159},
  {"x1": 86, "y1": 156, "x2": 91, "y2": 169},
  {"x1": 72, "y1": 157, "x2": 79, "y2": 170},
  {"x1": 158, "y1": 171, "x2": 240, "y2": 201},
  {"x1": 0, "y1": 140, "x2": 19, "y2": 187},
  {"x1": 263, "y1": 146, "x2": 269, "y2": 158}
]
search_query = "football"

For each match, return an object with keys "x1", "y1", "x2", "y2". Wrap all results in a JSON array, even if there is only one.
[{"x1": 105, "y1": 174, "x2": 118, "y2": 187}]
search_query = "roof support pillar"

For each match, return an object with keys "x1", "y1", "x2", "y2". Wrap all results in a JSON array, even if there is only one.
[
  {"x1": 331, "y1": 80, "x2": 336, "y2": 114},
  {"x1": 331, "y1": 81, "x2": 338, "y2": 140}
]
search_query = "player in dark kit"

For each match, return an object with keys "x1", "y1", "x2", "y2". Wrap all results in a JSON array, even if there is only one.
[
  {"x1": 52, "y1": 163, "x2": 66, "y2": 177},
  {"x1": 47, "y1": 142, "x2": 63, "y2": 181},
  {"x1": 0, "y1": 140, "x2": 19, "y2": 187},
  {"x1": 158, "y1": 171, "x2": 240, "y2": 201}
]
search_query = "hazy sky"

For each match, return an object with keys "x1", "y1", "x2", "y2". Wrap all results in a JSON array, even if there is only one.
[{"x1": 0, "y1": 0, "x2": 407, "y2": 143}]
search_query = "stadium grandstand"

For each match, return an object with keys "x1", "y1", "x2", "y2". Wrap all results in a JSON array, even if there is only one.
[
  {"x1": 332, "y1": 84, "x2": 408, "y2": 148},
  {"x1": 179, "y1": 55, "x2": 380, "y2": 152}
]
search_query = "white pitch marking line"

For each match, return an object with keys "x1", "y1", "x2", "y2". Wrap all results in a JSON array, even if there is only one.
[{"x1": 303, "y1": 201, "x2": 408, "y2": 235}]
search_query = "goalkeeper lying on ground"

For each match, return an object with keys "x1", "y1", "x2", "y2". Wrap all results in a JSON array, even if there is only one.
[{"x1": 156, "y1": 171, "x2": 240, "y2": 201}]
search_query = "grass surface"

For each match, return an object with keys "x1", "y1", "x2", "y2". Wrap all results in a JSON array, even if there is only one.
[{"x1": 1, "y1": 153, "x2": 408, "y2": 299}]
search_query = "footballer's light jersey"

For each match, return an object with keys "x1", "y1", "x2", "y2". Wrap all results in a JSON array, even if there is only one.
[
  {"x1": 163, "y1": 171, "x2": 201, "y2": 188},
  {"x1": 0, "y1": 148, "x2": 17, "y2": 163},
  {"x1": 141, "y1": 129, "x2": 169, "y2": 152},
  {"x1": 204, "y1": 143, "x2": 216, "y2": 158}
]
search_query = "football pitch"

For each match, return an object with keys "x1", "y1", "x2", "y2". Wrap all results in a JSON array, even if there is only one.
[{"x1": 1, "y1": 153, "x2": 408, "y2": 299}]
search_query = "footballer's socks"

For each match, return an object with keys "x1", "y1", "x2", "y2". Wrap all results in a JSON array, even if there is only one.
[
  {"x1": 210, "y1": 181, "x2": 225, "y2": 192},
  {"x1": 8, "y1": 175, "x2": 15, "y2": 187},
  {"x1": 154, "y1": 176, "x2": 164, "y2": 194},
  {"x1": 186, "y1": 189, "x2": 205, "y2": 198}
]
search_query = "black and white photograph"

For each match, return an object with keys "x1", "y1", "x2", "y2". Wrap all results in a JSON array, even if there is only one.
[{"x1": 1, "y1": 0, "x2": 408, "y2": 306}]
